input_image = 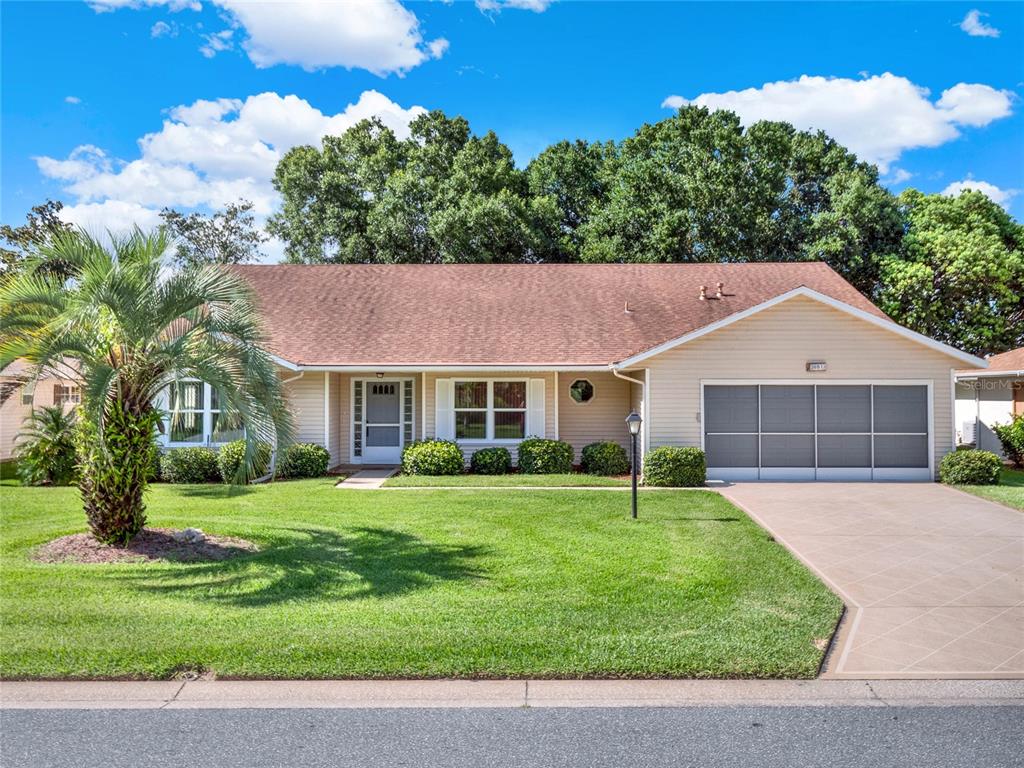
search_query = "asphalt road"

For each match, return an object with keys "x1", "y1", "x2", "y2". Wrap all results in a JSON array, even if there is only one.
[{"x1": 3, "y1": 706, "x2": 1022, "y2": 768}]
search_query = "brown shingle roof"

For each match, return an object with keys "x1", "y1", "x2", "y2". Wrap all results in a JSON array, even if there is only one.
[
  {"x1": 230, "y1": 262, "x2": 890, "y2": 367},
  {"x1": 979, "y1": 347, "x2": 1024, "y2": 374}
]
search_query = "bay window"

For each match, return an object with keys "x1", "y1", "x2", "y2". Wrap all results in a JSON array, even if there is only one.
[{"x1": 454, "y1": 380, "x2": 527, "y2": 441}]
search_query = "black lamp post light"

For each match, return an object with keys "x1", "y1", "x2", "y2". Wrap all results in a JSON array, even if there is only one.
[{"x1": 625, "y1": 411, "x2": 642, "y2": 519}]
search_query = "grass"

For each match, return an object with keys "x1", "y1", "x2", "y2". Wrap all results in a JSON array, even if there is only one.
[
  {"x1": 384, "y1": 472, "x2": 629, "y2": 487},
  {"x1": 0, "y1": 479, "x2": 841, "y2": 680},
  {"x1": 959, "y1": 468, "x2": 1024, "y2": 511}
]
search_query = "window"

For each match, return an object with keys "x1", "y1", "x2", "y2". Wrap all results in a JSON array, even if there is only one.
[
  {"x1": 53, "y1": 384, "x2": 81, "y2": 405},
  {"x1": 21, "y1": 390, "x2": 33, "y2": 406},
  {"x1": 454, "y1": 380, "x2": 527, "y2": 441},
  {"x1": 569, "y1": 379, "x2": 594, "y2": 404},
  {"x1": 168, "y1": 381, "x2": 204, "y2": 443},
  {"x1": 210, "y1": 388, "x2": 243, "y2": 443}
]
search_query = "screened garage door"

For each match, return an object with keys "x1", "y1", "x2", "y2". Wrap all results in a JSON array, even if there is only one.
[{"x1": 703, "y1": 384, "x2": 931, "y2": 481}]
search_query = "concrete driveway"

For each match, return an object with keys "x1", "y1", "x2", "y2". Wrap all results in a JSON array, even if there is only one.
[{"x1": 720, "y1": 483, "x2": 1023, "y2": 679}]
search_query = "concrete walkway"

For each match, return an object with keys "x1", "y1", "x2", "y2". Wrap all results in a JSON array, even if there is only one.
[
  {"x1": 335, "y1": 468, "x2": 397, "y2": 489},
  {"x1": 721, "y1": 483, "x2": 1024, "y2": 680},
  {"x1": 2, "y1": 679, "x2": 1022, "y2": 709}
]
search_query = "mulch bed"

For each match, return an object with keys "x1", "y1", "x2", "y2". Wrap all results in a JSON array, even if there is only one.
[{"x1": 32, "y1": 528, "x2": 258, "y2": 565}]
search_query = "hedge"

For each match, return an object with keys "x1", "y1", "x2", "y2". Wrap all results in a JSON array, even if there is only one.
[
  {"x1": 993, "y1": 414, "x2": 1024, "y2": 468},
  {"x1": 217, "y1": 439, "x2": 271, "y2": 484},
  {"x1": 939, "y1": 448, "x2": 1002, "y2": 485},
  {"x1": 277, "y1": 442, "x2": 330, "y2": 479},
  {"x1": 401, "y1": 439, "x2": 464, "y2": 475},
  {"x1": 642, "y1": 446, "x2": 706, "y2": 487},
  {"x1": 470, "y1": 446, "x2": 511, "y2": 475},
  {"x1": 159, "y1": 447, "x2": 220, "y2": 484},
  {"x1": 580, "y1": 441, "x2": 630, "y2": 476},
  {"x1": 517, "y1": 438, "x2": 574, "y2": 474}
]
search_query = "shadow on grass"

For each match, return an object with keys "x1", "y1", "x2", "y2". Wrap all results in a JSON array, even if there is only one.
[
  {"x1": 112, "y1": 526, "x2": 489, "y2": 607},
  {"x1": 172, "y1": 484, "x2": 257, "y2": 498}
]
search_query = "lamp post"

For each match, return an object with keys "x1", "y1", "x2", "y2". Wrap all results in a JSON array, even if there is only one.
[{"x1": 626, "y1": 411, "x2": 642, "y2": 519}]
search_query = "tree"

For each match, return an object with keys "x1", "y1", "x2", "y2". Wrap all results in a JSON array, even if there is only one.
[
  {"x1": 160, "y1": 199, "x2": 268, "y2": 268},
  {"x1": 268, "y1": 111, "x2": 545, "y2": 264},
  {"x1": 877, "y1": 189, "x2": 1024, "y2": 355},
  {"x1": 0, "y1": 229, "x2": 292, "y2": 544},
  {"x1": 0, "y1": 200, "x2": 73, "y2": 277}
]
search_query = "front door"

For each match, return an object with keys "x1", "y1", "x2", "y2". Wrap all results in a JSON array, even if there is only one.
[{"x1": 363, "y1": 381, "x2": 403, "y2": 464}]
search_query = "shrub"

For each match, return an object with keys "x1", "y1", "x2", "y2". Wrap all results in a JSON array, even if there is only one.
[
  {"x1": 159, "y1": 447, "x2": 220, "y2": 484},
  {"x1": 992, "y1": 414, "x2": 1024, "y2": 468},
  {"x1": 580, "y1": 441, "x2": 630, "y2": 476},
  {"x1": 14, "y1": 405, "x2": 78, "y2": 486},
  {"x1": 517, "y1": 437, "x2": 574, "y2": 474},
  {"x1": 642, "y1": 446, "x2": 706, "y2": 487},
  {"x1": 470, "y1": 446, "x2": 511, "y2": 475},
  {"x1": 939, "y1": 449, "x2": 1002, "y2": 485},
  {"x1": 217, "y1": 439, "x2": 271, "y2": 484},
  {"x1": 401, "y1": 439, "x2": 464, "y2": 475},
  {"x1": 277, "y1": 442, "x2": 330, "y2": 479}
]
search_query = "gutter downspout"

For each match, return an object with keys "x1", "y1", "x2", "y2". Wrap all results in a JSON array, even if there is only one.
[
  {"x1": 610, "y1": 365, "x2": 646, "y2": 464},
  {"x1": 257, "y1": 369, "x2": 305, "y2": 483}
]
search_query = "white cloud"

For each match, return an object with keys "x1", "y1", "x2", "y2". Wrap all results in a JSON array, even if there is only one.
[
  {"x1": 64, "y1": 96, "x2": 82, "y2": 104},
  {"x1": 960, "y1": 9, "x2": 999, "y2": 38},
  {"x1": 150, "y1": 20, "x2": 176, "y2": 37},
  {"x1": 199, "y1": 29, "x2": 234, "y2": 59},
  {"x1": 476, "y1": 0, "x2": 553, "y2": 11},
  {"x1": 38, "y1": 91, "x2": 427, "y2": 251},
  {"x1": 942, "y1": 179, "x2": 1017, "y2": 207},
  {"x1": 58, "y1": 200, "x2": 165, "y2": 237},
  {"x1": 661, "y1": 73, "x2": 1014, "y2": 171},
  {"x1": 89, "y1": 0, "x2": 447, "y2": 76},
  {"x1": 886, "y1": 168, "x2": 913, "y2": 185}
]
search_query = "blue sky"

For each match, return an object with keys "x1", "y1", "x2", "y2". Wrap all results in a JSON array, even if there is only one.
[{"x1": 2, "y1": 1, "x2": 1022, "y2": 255}]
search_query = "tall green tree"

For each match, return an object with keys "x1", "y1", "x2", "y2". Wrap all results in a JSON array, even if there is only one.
[
  {"x1": 0, "y1": 229, "x2": 292, "y2": 544},
  {"x1": 0, "y1": 200, "x2": 74, "y2": 278},
  {"x1": 877, "y1": 189, "x2": 1024, "y2": 355},
  {"x1": 160, "y1": 199, "x2": 268, "y2": 268}
]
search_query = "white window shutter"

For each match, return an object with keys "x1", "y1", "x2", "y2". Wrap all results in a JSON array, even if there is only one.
[
  {"x1": 527, "y1": 379, "x2": 546, "y2": 438},
  {"x1": 435, "y1": 379, "x2": 454, "y2": 440}
]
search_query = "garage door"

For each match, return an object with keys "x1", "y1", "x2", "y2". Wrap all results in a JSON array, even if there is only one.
[{"x1": 703, "y1": 384, "x2": 931, "y2": 481}]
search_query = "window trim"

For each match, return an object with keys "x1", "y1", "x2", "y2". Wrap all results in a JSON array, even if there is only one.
[
  {"x1": 568, "y1": 378, "x2": 595, "y2": 406},
  {"x1": 453, "y1": 379, "x2": 528, "y2": 443},
  {"x1": 53, "y1": 384, "x2": 81, "y2": 405}
]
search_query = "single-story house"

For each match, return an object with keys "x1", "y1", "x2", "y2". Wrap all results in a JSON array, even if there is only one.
[
  {"x1": 0, "y1": 360, "x2": 81, "y2": 461},
  {"x1": 954, "y1": 347, "x2": 1024, "y2": 457},
  {"x1": 148, "y1": 262, "x2": 986, "y2": 482}
]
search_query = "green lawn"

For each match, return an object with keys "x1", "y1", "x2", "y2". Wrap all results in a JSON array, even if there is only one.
[
  {"x1": 960, "y1": 468, "x2": 1024, "y2": 511},
  {"x1": 0, "y1": 479, "x2": 841, "y2": 680},
  {"x1": 384, "y1": 473, "x2": 630, "y2": 487}
]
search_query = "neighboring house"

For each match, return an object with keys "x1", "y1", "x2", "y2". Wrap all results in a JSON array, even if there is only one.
[
  {"x1": 0, "y1": 360, "x2": 81, "y2": 461},
  {"x1": 954, "y1": 347, "x2": 1024, "y2": 457},
  {"x1": 162, "y1": 262, "x2": 982, "y2": 483}
]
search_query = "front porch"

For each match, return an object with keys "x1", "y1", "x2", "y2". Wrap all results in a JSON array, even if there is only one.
[{"x1": 283, "y1": 369, "x2": 646, "y2": 469}]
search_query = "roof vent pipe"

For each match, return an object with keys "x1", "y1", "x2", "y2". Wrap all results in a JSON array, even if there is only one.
[
  {"x1": 624, "y1": 300, "x2": 633, "y2": 314},
  {"x1": 699, "y1": 285, "x2": 707, "y2": 301},
  {"x1": 716, "y1": 282, "x2": 724, "y2": 299}
]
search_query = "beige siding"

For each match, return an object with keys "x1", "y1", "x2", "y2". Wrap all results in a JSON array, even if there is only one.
[
  {"x1": 0, "y1": 377, "x2": 67, "y2": 460},
  {"x1": 285, "y1": 371, "x2": 326, "y2": 448},
  {"x1": 423, "y1": 371, "x2": 555, "y2": 463},
  {"x1": 643, "y1": 295, "x2": 960, "y2": 477},
  {"x1": 328, "y1": 372, "x2": 349, "y2": 466},
  {"x1": 557, "y1": 370, "x2": 632, "y2": 461}
]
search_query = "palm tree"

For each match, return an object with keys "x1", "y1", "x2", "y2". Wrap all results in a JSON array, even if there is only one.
[
  {"x1": 15, "y1": 404, "x2": 78, "y2": 486},
  {"x1": 0, "y1": 228, "x2": 291, "y2": 544}
]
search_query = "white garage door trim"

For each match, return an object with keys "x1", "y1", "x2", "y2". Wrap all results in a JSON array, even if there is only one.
[{"x1": 700, "y1": 379, "x2": 934, "y2": 482}]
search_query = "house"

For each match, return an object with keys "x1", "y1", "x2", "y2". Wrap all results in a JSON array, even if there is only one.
[
  {"x1": 954, "y1": 347, "x2": 1024, "y2": 457},
  {"x1": 0, "y1": 360, "x2": 81, "y2": 461},
  {"x1": 156, "y1": 262, "x2": 986, "y2": 482}
]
